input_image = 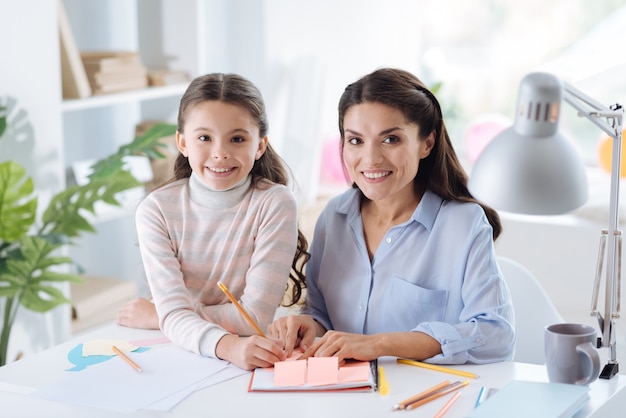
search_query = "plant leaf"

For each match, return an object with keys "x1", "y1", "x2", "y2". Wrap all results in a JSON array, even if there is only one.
[
  {"x1": 41, "y1": 170, "x2": 140, "y2": 238},
  {"x1": 89, "y1": 122, "x2": 176, "y2": 181},
  {"x1": 3, "y1": 236, "x2": 83, "y2": 313},
  {"x1": 0, "y1": 285, "x2": 19, "y2": 298},
  {"x1": 0, "y1": 161, "x2": 37, "y2": 241},
  {"x1": 20, "y1": 284, "x2": 71, "y2": 313},
  {"x1": 0, "y1": 105, "x2": 7, "y2": 138}
]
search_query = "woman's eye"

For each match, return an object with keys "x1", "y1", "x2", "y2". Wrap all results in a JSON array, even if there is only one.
[
  {"x1": 348, "y1": 137, "x2": 362, "y2": 145},
  {"x1": 198, "y1": 135, "x2": 211, "y2": 142},
  {"x1": 231, "y1": 136, "x2": 245, "y2": 143},
  {"x1": 383, "y1": 136, "x2": 399, "y2": 144}
]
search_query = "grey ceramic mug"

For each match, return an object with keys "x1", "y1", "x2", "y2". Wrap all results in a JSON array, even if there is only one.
[{"x1": 544, "y1": 323, "x2": 601, "y2": 385}]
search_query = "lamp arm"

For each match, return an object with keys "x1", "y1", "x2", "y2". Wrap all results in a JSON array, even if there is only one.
[
  {"x1": 563, "y1": 82, "x2": 623, "y2": 137},
  {"x1": 601, "y1": 123, "x2": 622, "y2": 373},
  {"x1": 564, "y1": 80, "x2": 624, "y2": 378}
]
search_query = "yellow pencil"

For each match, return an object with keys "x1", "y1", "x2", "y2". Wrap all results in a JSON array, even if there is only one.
[
  {"x1": 111, "y1": 345, "x2": 142, "y2": 373},
  {"x1": 396, "y1": 358, "x2": 479, "y2": 379},
  {"x1": 378, "y1": 366, "x2": 390, "y2": 395},
  {"x1": 217, "y1": 281, "x2": 267, "y2": 337}
]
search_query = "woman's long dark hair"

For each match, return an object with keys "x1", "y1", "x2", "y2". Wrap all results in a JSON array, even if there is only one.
[
  {"x1": 338, "y1": 68, "x2": 502, "y2": 239},
  {"x1": 173, "y1": 73, "x2": 309, "y2": 305}
]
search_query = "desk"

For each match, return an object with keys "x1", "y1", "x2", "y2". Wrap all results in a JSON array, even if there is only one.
[{"x1": 1, "y1": 323, "x2": 625, "y2": 417}]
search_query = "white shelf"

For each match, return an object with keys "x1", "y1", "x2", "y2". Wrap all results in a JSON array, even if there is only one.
[
  {"x1": 61, "y1": 83, "x2": 188, "y2": 112},
  {"x1": 57, "y1": 0, "x2": 204, "y2": 287}
]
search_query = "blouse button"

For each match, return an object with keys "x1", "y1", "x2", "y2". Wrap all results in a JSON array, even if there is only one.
[
  {"x1": 359, "y1": 304, "x2": 365, "y2": 311},
  {"x1": 385, "y1": 237, "x2": 392, "y2": 243}
]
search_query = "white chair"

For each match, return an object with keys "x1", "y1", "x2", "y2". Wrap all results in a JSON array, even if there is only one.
[{"x1": 498, "y1": 256, "x2": 565, "y2": 364}]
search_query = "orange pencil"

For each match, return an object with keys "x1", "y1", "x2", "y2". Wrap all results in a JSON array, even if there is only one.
[
  {"x1": 406, "y1": 380, "x2": 469, "y2": 410},
  {"x1": 392, "y1": 380, "x2": 450, "y2": 410},
  {"x1": 217, "y1": 281, "x2": 267, "y2": 337},
  {"x1": 433, "y1": 391, "x2": 461, "y2": 418},
  {"x1": 111, "y1": 345, "x2": 143, "y2": 373}
]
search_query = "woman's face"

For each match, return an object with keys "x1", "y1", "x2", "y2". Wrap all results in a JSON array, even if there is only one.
[
  {"x1": 176, "y1": 100, "x2": 267, "y2": 190},
  {"x1": 342, "y1": 102, "x2": 433, "y2": 203}
]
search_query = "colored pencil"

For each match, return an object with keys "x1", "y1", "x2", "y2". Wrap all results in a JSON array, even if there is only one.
[
  {"x1": 396, "y1": 358, "x2": 479, "y2": 379},
  {"x1": 475, "y1": 386, "x2": 486, "y2": 407},
  {"x1": 217, "y1": 281, "x2": 267, "y2": 337},
  {"x1": 433, "y1": 391, "x2": 461, "y2": 418},
  {"x1": 379, "y1": 366, "x2": 390, "y2": 395},
  {"x1": 111, "y1": 345, "x2": 142, "y2": 373},
  {"x1": 406, "y1": 380, "x2": 469, "y2": 410},
  {"x1": 392, "y1": 379, "x2": 450, "y2": 410}
]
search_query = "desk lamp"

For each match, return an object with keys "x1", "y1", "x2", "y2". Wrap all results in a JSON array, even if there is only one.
[{"x1": 468, "y1": 72, "x2": 624, "y2": 379}]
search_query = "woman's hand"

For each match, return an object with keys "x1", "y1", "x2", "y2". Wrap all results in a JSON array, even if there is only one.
[
  {"x1": 267, "y1": 314, "x2": 323, "y2": 356},
  {"x1": 115, "y1": 297, "x2": 160, "y2": 330},
  {"x1": 215, "y1": 334, "x2": 286, "y2": 370},
  {"x1": 298, "y1": 331, "x2": 380, "y2": 364}
]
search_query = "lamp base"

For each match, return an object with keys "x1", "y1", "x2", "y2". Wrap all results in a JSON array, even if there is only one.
[{"x1": 599, "y1": 362, "x2": 619, "y2": 379}]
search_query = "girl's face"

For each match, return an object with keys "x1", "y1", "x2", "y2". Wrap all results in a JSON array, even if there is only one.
[
  {"x1": 342, "y1": 102, "x2": 433, "y2": 204},
  {"x1": 176, "y1": 100, "x2": 268, "y2": 191}
]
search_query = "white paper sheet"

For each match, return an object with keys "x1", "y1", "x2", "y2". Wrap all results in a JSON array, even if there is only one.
[{"x1": 30, "y1": 345, "x2": 248, "y2": 413}]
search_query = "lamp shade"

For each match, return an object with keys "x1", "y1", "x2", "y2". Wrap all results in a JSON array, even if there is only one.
[{"x1": 468, "y1": 73, "x2": 588, "y2": 215}]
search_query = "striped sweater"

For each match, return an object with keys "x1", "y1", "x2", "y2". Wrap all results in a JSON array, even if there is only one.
[{"x1": 135, "y1": 173, "x2": 298, "y2": 358}]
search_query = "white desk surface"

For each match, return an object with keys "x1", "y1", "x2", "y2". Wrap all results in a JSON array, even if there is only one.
[{"x1": 0, "y1": 323, "x2": 625, "y2": 418}]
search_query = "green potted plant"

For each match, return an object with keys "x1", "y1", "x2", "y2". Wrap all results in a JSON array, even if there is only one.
[{"x1": 0, "y1": 104, "x2": 176, "y2": 366}]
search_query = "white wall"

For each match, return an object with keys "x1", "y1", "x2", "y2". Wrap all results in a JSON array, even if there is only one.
[
  {"x1": 0, "y1": 0, "x2": 71, "y2": 362},
  {"x1": 197, "y1": 0, "x2": 626, "y2": 202}
]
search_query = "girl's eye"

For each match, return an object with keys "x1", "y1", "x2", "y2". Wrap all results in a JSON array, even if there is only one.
[
  {"x1": 198, "y1": 135, "x2": 211, "y2": 142},
  {"x1": 383, "y1": 135, "x2": 399, "y2": 144},
  {"x1": 348, "y1": 137, "x2": 362, "y2": 145},
  {"x1": 231, "y1": 136, "x2": 245, "y2": 143}
]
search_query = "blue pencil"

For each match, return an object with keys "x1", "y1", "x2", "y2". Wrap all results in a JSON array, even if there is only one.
[{"x1": 475, "y1": 386, "x2": 486, "y2": 407}]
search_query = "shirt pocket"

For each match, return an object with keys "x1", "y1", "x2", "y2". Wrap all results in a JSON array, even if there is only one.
[{"x1": 378, "y1": 276, "x2": 449, "y2": 332}]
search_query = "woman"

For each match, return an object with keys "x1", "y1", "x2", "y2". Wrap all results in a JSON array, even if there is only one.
[{"x1": 268, "y1": 68, "x2": 514, "y2": 365}]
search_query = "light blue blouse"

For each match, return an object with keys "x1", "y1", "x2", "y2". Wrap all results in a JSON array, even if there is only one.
[{"x1": 303, "y1": 188, "x2": 515, "y2": 364}]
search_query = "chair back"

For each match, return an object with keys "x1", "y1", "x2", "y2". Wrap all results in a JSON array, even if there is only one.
[{"x1": 498, "y1": 256, "x2": 565, "y2": 364}]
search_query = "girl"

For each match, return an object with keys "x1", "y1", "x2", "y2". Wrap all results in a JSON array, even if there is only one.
[
  {"x1": 268, "y1": 68, "x2": 514, "y2": 365},
  {"x1": 118, "y1": 73, "x2": 308, "y2": 370}
]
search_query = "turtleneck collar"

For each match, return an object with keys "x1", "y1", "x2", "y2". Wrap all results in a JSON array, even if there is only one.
[{"x1": 188, "y1": 172, "x2": 252, "y2": 209}]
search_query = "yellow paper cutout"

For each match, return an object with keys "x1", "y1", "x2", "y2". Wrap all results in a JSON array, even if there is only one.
[{"x1": 82, "y1": 340, "x2": 138, "y2": 356}]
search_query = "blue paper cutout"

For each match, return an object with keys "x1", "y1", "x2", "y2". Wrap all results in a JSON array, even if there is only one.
[{"x1": 66, "y1": 343, "x2": 150, "y2": 371}]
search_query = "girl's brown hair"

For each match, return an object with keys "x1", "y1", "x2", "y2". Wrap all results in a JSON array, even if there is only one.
[{"x1": 173, "y1": 73, "x2": 309, "y2": 305}]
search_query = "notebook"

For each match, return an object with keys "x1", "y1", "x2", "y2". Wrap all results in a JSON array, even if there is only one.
[
  {"x1": 466, "y1": 380, "x2": 590, "y2": 418},
  {"x1": 248, "y1": 357, "x2": 378, "y2": 392}
]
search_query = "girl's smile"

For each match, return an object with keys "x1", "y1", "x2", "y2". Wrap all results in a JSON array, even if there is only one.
[{"x1": 176, "y1": 100, "x2": 267, "y2": 190}]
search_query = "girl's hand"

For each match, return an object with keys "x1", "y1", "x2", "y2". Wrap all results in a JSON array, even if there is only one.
[
  {"x1": 298, "y1": 331, "x2": 379, "y2": 364},
  {"x1": 216, "y1": 334, "x2": 286, "y2": 370},
  {"x1": 115, "y1": 297, "x2": 160, "y2": 330},
  {"x1": 267, "y1": 314, "x2": 322, "y2": 356}
]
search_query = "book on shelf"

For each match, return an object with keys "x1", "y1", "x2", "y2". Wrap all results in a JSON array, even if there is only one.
[
  {"x1": 70, "y1": 275, "x2": 137, "y2": 333},
  {"x1": 87, "y1": 68, "x2": 147, "y2": 84},
  {"x1": 80, "y1": 50, "x2": 148, "y2": 95},
  {"x1": 81, "y1": 51, "x2": 143, "y2": 71},
  {"x1": 58, "y1": 0, "x2": 91, "y2": 99},
  {"x1": 91, "y1": 77, "x2": 149, "y2": 95},
  {"x1": 147, "y1": 69, "x2": 191, "y2": 86}
]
